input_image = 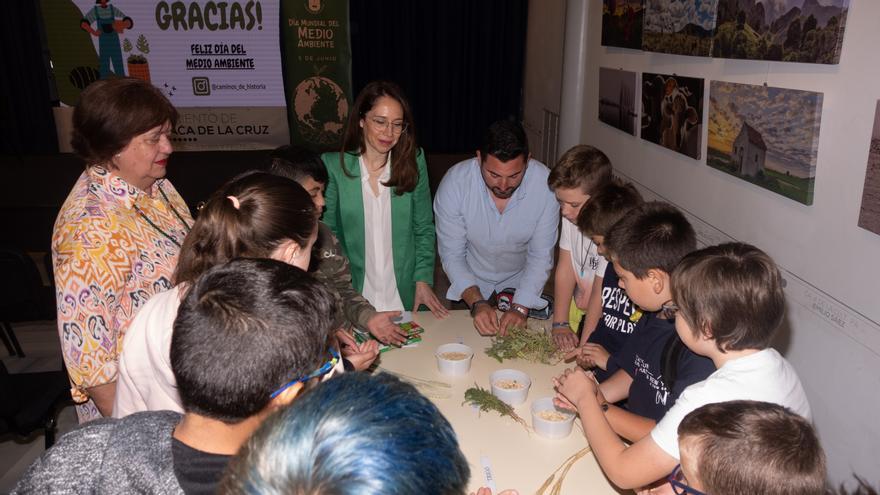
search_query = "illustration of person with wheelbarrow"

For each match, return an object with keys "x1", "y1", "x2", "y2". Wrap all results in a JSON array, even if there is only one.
[{"x1": 79, "y1": 0, "x2": 133, "y2": 79}]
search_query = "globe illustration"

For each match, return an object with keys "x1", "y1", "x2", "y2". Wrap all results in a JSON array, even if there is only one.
[{"x1": 293, "y1": 76, "x2": 348, "y2": 146}]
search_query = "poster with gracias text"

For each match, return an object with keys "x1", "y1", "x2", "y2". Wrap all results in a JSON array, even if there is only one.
[{"x1": 41, "y1": 0, "x2": 289, "y2": 150}]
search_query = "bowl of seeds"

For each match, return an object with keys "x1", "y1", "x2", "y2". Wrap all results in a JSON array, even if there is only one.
[
  {"x1": 489, "y1": 369, "x2": 531, "y2": 405},
  {"x1": 530, "y1": 397, "x2": 576, "y2": 438},
  {"x1": 435, "y1": 343, "x2": 474, "y2": 376}
]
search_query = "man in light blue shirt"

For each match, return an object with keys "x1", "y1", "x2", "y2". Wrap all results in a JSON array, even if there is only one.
[{"x1": 434, "y1": 120, "x2": 559, "y2": 335}]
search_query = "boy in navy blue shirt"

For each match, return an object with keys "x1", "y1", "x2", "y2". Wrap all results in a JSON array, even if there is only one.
[
  {"x1": 557, "y1": 202, "x2": 713, "y2": 441},
  {"x1": 568, "y1": 181, "x2": 646, "y2": 382}
]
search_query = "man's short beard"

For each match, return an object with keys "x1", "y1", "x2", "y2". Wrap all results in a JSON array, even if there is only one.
[{"x1": 491, "y1": 187, "x2": 516, "y2": 199}]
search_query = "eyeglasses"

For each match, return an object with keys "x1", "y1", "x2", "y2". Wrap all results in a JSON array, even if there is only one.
[
  {"x1": 367, "y1": 116, "x2": 408, "y2": 135},
  {"x1": 269, "y1": 347, "x2": 340, "y2": 399},
  {"x1": 661, "y1": 301, "x2": 680, "y2": 319},
  {"x1": 668, "y1": 465, "x2": 707, "y2": 495}
]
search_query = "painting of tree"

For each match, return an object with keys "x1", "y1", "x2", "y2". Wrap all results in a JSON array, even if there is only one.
[{"x1": 712, "y1": 0, "x2": 849, "y2": 64}]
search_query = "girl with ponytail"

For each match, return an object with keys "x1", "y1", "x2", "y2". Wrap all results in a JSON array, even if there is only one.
[{"x1": 113, "y1": 172, "x2": 321, "y2": 417}]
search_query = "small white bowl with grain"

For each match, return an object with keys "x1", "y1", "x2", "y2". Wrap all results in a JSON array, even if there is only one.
[
  {"x1": 435, "y1": 343, "x2": 474, "y2": 376},
  {"x1": 530, "y1": 397, "x2": 576, "y2": 438},
  {"x1": 489, "y1": 369, "x2": 531, "y2": 405}
]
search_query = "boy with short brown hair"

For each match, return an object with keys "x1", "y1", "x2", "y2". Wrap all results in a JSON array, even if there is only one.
[{"x1": 672, "y1": 400, "x2": 826, "y2": 495}]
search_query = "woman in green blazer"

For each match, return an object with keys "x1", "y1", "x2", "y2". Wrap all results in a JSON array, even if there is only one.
[{"x1": 322, "y1": 81, "x2": 447, "y2": 318}]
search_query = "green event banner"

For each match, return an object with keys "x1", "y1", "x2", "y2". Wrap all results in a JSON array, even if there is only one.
[{"x1": 281, "y1": 0, "x2": 352, "y2": 151}]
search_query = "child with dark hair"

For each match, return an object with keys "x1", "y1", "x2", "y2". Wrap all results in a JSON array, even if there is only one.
[
  {"x1": 14, "y1": 258, "x2": 338, "y2": 494},
  {"x1": 669, "y1": 400, "x2": 825, "y2": 495},
  {"x1": 554, "y1": 241, "x2": 810, "y2": 491},
  {"x1": 568, "y1": 180, "x2": 645, "y2": 381},
  {"x1": 553, "y1": 201, "x2": 715, "y2": 490},
  {"x1": 268, "y1": 144, "x2": 406, "y2": 351},
  {"x1": 546, "y1": 145, "x2": 613, "y2": 351}
]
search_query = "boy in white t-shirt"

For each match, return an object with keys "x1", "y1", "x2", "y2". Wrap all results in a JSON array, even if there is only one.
[
  {"x1": 546, "y1": 145, "x2": 613, "y2": 351},
  {"x1": 553, "y1": 242, "x2": 810, "y2": 490}
]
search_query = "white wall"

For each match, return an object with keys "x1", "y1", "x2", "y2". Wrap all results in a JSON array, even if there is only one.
[
  {"x1": 522, "y1": 0, "x2": 566, "y2": 165},
  {"x1": 563, "y1": 0, "x2": 880, "y2": 487}
]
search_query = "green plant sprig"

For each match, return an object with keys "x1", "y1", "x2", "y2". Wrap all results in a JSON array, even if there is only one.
[
  {"x1": 485, "y1": 326, "x2": 561, "y2": 364},
  {"x1": 463, "y1": 384, "x2": 529, "y2": 430}
]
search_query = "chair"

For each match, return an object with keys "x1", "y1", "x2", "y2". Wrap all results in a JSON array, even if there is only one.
[
  {"x1": 0, "y1": 246, "x2": 56, "y2": 357},
  {"x1": 0, "y1": 361, "x2": 72, "y2": 449}
]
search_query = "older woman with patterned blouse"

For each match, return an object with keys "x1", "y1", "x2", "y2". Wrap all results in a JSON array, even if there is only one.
[{"x1": 53, "y1": 78, "x2": 192, "y2": 422}]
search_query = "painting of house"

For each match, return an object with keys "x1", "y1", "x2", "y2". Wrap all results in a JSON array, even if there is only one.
[
  {"x1": 641, "y1": 72, "x2": 704, "y2": 159},
  {"x1": 858, "y1": 101, "x2": 880, "y2": 235},
  {"x1": 707, "y1": 80, "x2": 823, "y2": 205},
  {"x1": 712, "y1": 0, "x2": 849, "y2": 64},
  {"x1": 732, "y1": 122, "x2": 767, "y2": 176},
  {"x1": 602, "y1": 0, "x2": 645, "y2": 50},
  {"x1": 598, "y1": 67, "x2": 638, "y2": 135},
  {"x1": 642, "y1": 0, "x2": 719, "y2": 56}
]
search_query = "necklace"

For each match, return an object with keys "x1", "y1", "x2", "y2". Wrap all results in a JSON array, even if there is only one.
[
  {"x1": 133, "y1": 186, "x2": 192, "y2": 248},
  {"x1": 573, "y1": 230, "x2": 595, "y2": 278}
]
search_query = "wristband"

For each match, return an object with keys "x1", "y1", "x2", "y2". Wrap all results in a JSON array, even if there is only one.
[
  {"x1": 469, "y1": 299, "x2": 489, "y2": 318},
  {"x1": 510, "y1": 303, "x2": 529, "y2": 319},
  {"x1": 552, "y1": 322, "x2": 571, "y2": 330}
]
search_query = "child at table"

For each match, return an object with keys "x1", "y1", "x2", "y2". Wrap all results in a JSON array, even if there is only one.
[
  {"x1": 14, "y1": 259, "x2": 338, "y2": 494},
  {"x1": 568, "y1": 180, "x2": 645, "y2": 382},
  {"x1": 546, "y1": 145, "x2": 613, "y2": 351},
  {"x1": 554, "y1": 242, "x2": 811, "y2": 491},
  {"x1": 664, "y1": 400, "x2": 825, "y2": 495},
  {"x1": 571, "y1": 202, "x2": 714, "y2": 429}
]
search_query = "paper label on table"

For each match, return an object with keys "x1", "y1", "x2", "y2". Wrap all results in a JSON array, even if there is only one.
[{"x1": 480, "y1": 455, "x2": 498, "y2": 492}]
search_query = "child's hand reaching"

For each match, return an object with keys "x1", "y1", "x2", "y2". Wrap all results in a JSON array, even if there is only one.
[
  {"x1": 553, "y1": 367, "x2": 599, "y2": 411},
  {"x1": 336, "y1": 330, "x2": 380, "y2": 371},
  {"x1": 552, "y1": 326, "x2": 579, "y2": 352},
  {"x1": 581, "y1": 343, "x2": 611, "y2": 370},
  {"x1": 563, "y1": 343, "x2": 610, "y2": 371}
]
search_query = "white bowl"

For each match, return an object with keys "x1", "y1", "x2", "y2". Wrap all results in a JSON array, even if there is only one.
[
  {"x1": 435, "y1": 343, "x2": 474, "y2": 376},
  {"x1": 489, "y1": 369, "x2": 531, "y2": 406},
  {"x1": 530, "y1": 397, "x2": 576, "y2": 439}
]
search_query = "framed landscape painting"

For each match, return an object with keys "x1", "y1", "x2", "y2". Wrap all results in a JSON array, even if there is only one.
[
  {"x1": 641, "y1": 73, "x2": 704, "y2": 159},
  {"x1": 602, "y1": 0, "x2": 645, "y2": 50},
  {"x1": 642, "y1": 0, "x2": 718, "y2": 56},
  {"x1": 858, "y1": 101, "x2": 880, "y2": 235},
  {"x1": 712, "y1": 0, "x2": 849, "y2": 64},
  {"x1": 599, "y1": 67, "x2": 638, "y2": 136},
  {"x1": 707, "y1": 81, "x2": 823, "y2": 205}
]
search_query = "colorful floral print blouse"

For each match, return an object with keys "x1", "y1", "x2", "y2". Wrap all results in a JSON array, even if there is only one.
[{"x1": 52, "y1": 166, "x2": 192, "y2": 421}]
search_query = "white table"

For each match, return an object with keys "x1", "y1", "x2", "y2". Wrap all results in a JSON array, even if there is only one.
[{"x1": 376, "y1": 310, "x2": 628, "y2": 494}]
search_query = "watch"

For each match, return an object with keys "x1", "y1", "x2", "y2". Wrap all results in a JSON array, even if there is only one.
[{"x1": 510, "y1": 303, "x2": 529, "y2": 319}]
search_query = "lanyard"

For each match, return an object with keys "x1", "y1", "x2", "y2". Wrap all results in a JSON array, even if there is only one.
[{"x1": 133, "y1": 186, "x2": 192, "y2": 248}]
